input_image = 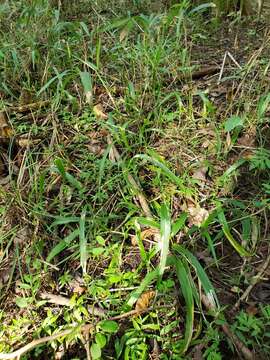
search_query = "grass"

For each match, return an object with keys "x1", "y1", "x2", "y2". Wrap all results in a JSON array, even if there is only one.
[{"x1": 0, "y1": 0, "x2": 270, "y2": 359}]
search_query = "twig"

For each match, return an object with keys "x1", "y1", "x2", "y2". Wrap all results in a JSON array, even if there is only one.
[
  {"x1": 8, "y1": 101, "x2": 50, "y2": 113},
  {"x1": 233, "y1": 249, "x2": 270, "y2": 311},
  {"x1": 189, "y1": 65, "x2": 220, "y2": 79},
  {"x1": 218, "y1": 51, "x2": 242, "y2": 84},
  {"x1": 201, "y1": 295, "x2": 254, "y2": 360}
]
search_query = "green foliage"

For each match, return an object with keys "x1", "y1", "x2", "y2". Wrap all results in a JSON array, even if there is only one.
[{"x1": 0, "y1": 1, "x2": 269, "y2": 359}]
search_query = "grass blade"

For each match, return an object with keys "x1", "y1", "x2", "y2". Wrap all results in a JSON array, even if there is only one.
[
  {"x1": 46, "y1": 229, "x2": 80, "y2": 263},
  {"x1": 79, "y1": 209, "x2": 87, "y2": 274},
  {"x1": 171, "y1": 255, "x2": 194, "y2": 355},
  {"x1": 54, "y1": 158, "x2": 83, "y2": 191},
  {"x1": 127, "y1": 269, "x2": 158, "y2": 307},
  {"x1": 217, "y1": 209, "x2": 252, "y2": 257},
  {"x1": 79, "y1": 71, "x2": 93, "y2": 104},
  {"x1": 159, "y1": 203, "x2": 171, "y2": 278},
  {"x1": 171, "y1": 212, "x2": 187, "y2": 237},
  {"x1": 134, "y1": 154, "x2": 183, "y2": 188},
  {"x1": 173, "y1": 244, "x2": 219, "y2": 309}
]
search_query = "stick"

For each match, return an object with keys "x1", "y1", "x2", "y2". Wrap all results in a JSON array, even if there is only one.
[
  {"x1": 233, "y1": 249, "x2": 270, "y2": 311},
  {"x1": 8, "y1": 101, "x2": 50, "y2": 113}
]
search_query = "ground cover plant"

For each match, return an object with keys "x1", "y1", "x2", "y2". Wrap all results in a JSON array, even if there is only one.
[{"x1": 0, "y1": 0, "x2": 270, "y2": 359}]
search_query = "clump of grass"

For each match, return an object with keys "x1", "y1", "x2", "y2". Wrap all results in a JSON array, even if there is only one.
[{"x1": 0, "y1": 1, "x2": 269, "y2": 359}]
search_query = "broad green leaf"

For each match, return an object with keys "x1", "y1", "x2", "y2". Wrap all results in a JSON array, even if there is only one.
[
  {"x1": 16, "y1": 297, "x2": 32, "y2": 308},
  {"x1": 95, "y1": 333, "x2": 106, "y2": 348},
  {"x1": 224, "y1": 116, "x2": 243, "y2": 132},
  {"x1": 99, "y1": 320, "x2": 119, "y2": 333},
  {"x1": 90, "y1": 343, "x2": 101, "y2": 360},
  {"x1": 79, "y1": 71, "x2": 92, "y2": 104}
]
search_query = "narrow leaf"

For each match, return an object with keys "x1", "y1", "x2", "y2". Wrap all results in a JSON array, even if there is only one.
[{"x1": 159, "y1": 204, "x2": 171, "y2": 278}]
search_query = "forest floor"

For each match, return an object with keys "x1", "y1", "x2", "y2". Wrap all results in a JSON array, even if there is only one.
[{"x1": 0, "y1": 1, "x2": 270, "y2": 359}]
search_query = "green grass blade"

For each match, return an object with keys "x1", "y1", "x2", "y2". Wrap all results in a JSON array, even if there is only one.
[
  {"x1": 159, "y1": 203, "x2": 171, "y2": 278},
  {"x1": 37, "y1": 70, "x2": 69, "y2": 96},
  {"x1": 171, "y1": 212, "x2": 187, "y2": 237},
  {"x1": 51, "y1": 216, "x2": 80, "y2": 226},
  {"x1": 136, "y1": 217, "x2": 159, "y2": 229},
  {"x1": 171, "y1": 255, "x2": 194, "y2": 355},
  {"x1": 127, "y1": 269, "x2": 158, "y2": 307},
  {"x1": 54, "y1": 158, "x2": 83, "y2": 191},
  {"x1": 173, "y1": 244, "x2": 219, "y2": 309},
  {"x1": 217, "y1": 209, "x2": 252, "y2": 257},
  {"x1": 79, "y1": 210, "x2": 87, "y2": 274},
  {"x1": 46, "y1": 229, "x2": 80, "y2": 263},
  {"x1": 134, "y1": 154, "x2": 183, "y2": 188},
  {"x1": 79, "y1": 71, "x2": 92, "y2": 104}
]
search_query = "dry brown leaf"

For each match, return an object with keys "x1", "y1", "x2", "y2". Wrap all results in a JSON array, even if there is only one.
[
  {"x1": 86, "y1": 139, "x2": 105, "y2": 156},
  {"x1": 17, "y1": 138, "x2": 41, "y2": 147},
  {"x1": 237, "y1": 126, "x2": 256, "y2": 148},
  {"x1": 0, "y1": 111, "x2": 8, "y2": 128},
  {"x1": 85, "y1": 90, "x2": 93, "y2": 105},
  {"x1": 93, "y1": 104, "x2": 108, "y2": 120},
  {"x1": 135, "y1": 290, "x2": 156, "y2": 313},
  {"x1": 0, "y1": 111, "x2": 13, "y2": 138},
  {"x1": 40, "y1": 292, "x2": 71, "y2": 306},
  {"x1": 131, "y1": 228, "x2": 160, "y2": 246},
  {"x1": 19, "y1": 89, "x2": 33, "y2": 105},
  {"x1": 14, "y1": 227, "x2": 30, "y2": 245},
  {"x1": 187, "y1": 204, "x2": 209, "y2": 227},
  {"x1": 192, "y1": 166, "x2": 208, "y2": 185},
  {"x1": 69, "y1": 277, "x2": 86, "y2": 295},
  {"x1": 119, "y1": 27, "x2": 129, "y2": 42}
]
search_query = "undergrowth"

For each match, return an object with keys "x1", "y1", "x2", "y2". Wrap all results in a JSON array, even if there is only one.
[{"x1": 0, "y1": 0, "x2": 269, "y2": 359}]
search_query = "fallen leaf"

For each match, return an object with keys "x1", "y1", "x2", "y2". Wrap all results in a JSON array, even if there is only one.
[
  {"x1": 13, "y1": 227, "x2": 30, "y2": 245},
  {"x1": 131, "y1": 228, "x2": 160, "y2": 247},
  {"x1": 93, "y1": 104, "x2": 108, "y2": 120},
  {"x1": 192, "y1": 166, "x2": 208, "y2": 186},
  {"x1": 237, "y1": 126, "x2": 256, "y2": 148},
  {"x1": 246, "y1": 304, "x2": 258, "y2": 316},
  {"x1": 186, "y1": 203, "x2": 209, "y2": 227},
  {"x1": 135, "y1": 290, "x2": 156, "y2": 313},
  {"x1": 17, "y1": 138, "x2": 41, "y2": 147},
  {"x1": 69, "y1": 276, "x2": 86, "y2": 295},
  {"x1": 40, "y1": 292, "x2": 71, "y2": 306},
  {"x1": 19, "y1": 89, "x2": 33, "y2": 105},
  {"x1": 86, "y1": 139, "x2": 105, "y2": 156},
  {"x1": 0, "y1": 111, "x2": 13, "y2": 138}
]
